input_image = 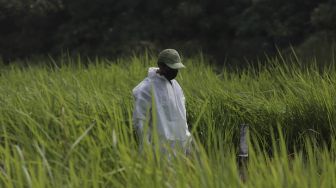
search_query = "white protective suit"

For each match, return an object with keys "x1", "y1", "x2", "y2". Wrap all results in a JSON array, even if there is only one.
[{"x1": 132, "y1": 67, "x2": 191, "y2": 153}]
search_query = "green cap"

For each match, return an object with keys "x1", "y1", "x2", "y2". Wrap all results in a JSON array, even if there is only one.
[{"x1": 158, "y1": 49, "x2": 185, "y2": 69}]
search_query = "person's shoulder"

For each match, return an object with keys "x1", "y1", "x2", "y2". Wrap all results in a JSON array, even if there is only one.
[
  {"x1": 132, "y1": 77, "x2": 152, "y2": 95},
  {"x1": 173, "y1": 80, "x2": 186, "y2": 94},
  {"x1": 173, "y1": 80, "x2": 182, "y2": 89}
]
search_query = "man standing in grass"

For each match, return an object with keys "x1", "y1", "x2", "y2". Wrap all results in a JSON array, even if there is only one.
[{"x1": 132, "y1": 49, "x2": 192, "y2": 155}]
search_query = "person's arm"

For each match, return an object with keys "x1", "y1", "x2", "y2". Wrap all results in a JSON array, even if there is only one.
[
  {"x1": 132, "y1": 81, "x2": 152, "y2": 144},
  {"x1": 179, "y1": 85, "x2": 194, "y2": 155},
  {"x1": 180, "y1": 87, "x2": 188, "y2": 125}
]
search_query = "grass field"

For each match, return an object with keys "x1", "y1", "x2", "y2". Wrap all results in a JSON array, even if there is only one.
[{"x1": 0, "y1": 54, "x2": 336, "y2": 187}]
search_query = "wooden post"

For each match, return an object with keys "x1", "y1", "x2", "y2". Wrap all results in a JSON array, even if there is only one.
[{"x1": 238, "y1": 124, "x2": 248, "y2": 182}]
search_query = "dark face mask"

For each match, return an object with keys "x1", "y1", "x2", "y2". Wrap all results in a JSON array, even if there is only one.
[{"x1": 164, "y1": 68, "x2": 178, "y2": 80}]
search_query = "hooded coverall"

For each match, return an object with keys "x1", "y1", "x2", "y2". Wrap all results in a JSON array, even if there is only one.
[{"x1": 132, "y1": 67, "x2": 192, "y2": 154}]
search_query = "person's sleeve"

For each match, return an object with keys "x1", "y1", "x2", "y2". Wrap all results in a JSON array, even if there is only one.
[
  {"x1": 182, "y1": 91, "x2": 186, "y2": 114},
  {"x1": 132, "y1": 80, "x2": 152, "y2": 140},
  {"x1": 180, "y1": 87, "x2": 187, "y2": 122}
]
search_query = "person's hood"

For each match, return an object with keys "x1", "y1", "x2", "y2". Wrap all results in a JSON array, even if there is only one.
[
  {"x1": 148, "y1": 67, "x2": 170, "y2": 81},
  {"x1": 148, "y1": 67, "x2": 160, "y2": 78}
]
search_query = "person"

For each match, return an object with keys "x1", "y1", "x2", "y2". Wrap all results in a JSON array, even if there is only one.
[{"x1": 132, "y1": 49, "x2": 192, "y2": 156}]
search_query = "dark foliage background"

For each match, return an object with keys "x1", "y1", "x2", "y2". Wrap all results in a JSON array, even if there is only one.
[{"x1": 1, "y1": 0, "x2": 336, "y2": 65}]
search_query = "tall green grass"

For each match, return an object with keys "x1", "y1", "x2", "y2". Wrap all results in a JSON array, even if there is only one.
[{"x1": 0, "y1": 55, "x2": 335, "y2": 187}]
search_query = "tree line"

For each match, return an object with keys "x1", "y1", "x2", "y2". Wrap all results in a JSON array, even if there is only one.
[{"x1": 0, "y1": 0, "x2": 336, "y2": 65}]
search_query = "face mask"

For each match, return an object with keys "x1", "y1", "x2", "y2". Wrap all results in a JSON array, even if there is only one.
[{"x1": 164, "y1": 68, "x2": 178, "y2": 80}]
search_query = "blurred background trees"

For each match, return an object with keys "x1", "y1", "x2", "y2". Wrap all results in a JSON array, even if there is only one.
[{"x1": 0, "y1": 0, "x2": 335, "y2": 65}]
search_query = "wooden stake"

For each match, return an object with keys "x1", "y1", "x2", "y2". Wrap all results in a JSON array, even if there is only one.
[{"x1": 238, "y1": 124, "x2": 248, "y2": 182}]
